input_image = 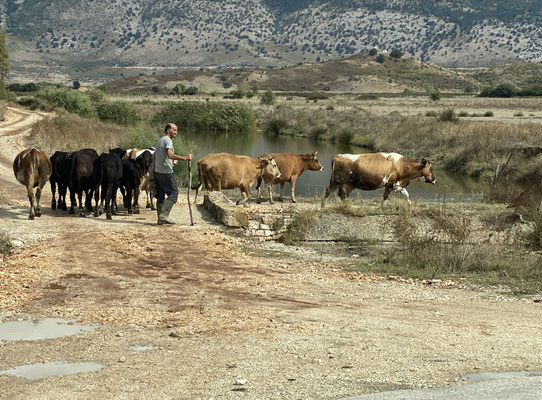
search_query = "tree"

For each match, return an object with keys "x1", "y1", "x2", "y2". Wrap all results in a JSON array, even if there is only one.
[
  {"x1": 375, "y1": 54, "x2": 385, "y2": 64},
  {"x1": 73, "y1": 81, "x2": 81, "y2": 90},
  {"x1": 390, "y1": 48, "x2": 404, "y2": 59},
  {"x1": 369, "y1": 48, "x2": 378, "y2": 56},
  {"x1": 260, "y1": 90, "x2": 276, "y2": 105},
  {"x1": 0, "y1": 31, "x2": 9, "y2": 98},
  {"x1": 429, "y1": 89, "x2": 442, "y2": 101}
]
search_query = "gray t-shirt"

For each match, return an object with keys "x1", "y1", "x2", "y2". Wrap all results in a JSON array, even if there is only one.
[{"x1": 155, "y1": 135, "x2": 174, "y2": 174}]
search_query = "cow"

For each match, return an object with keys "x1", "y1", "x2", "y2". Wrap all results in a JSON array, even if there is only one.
[
  {"x1": 321, "y1": 152, "x2": 436, "y2": 207},
  {"x1": 93, "y1": 153, "x2": 123, "y2": 220},
  {"x1": 194, "y1": 153, "x2": 281, "y2": 205},
  {"x1": 13, "y1": 148, "x2": 52, "y2": 220},
  {"x1": 255, "y1": 152, "x2": 323, "y2": 204},
  {"x1": 123, "y1": 147, "x2": 157, "y2": 209},
  {"x1": 49, "y1": 150, "x2": 70, "y2": 211},
  {"x1": 65, "y1": 148, "x2": 99, "y2": 216},
  {"x1": 120, "y1": 150, "x2": 153, "y2": 214}
]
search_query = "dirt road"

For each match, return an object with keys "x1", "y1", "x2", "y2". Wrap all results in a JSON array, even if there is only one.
[{"x1": 1, "y1": 107, "x2": 542, "y2": 399}]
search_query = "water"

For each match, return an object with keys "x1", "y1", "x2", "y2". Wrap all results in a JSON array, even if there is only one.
[
  {"x1": 0, "y1": 361, "x2": 104, "y2": 380},
  {"x1": 185, "y1": 131, "x2": 483, "y2": 202},
  {"x1": 0, "y1": 318, "x2": 98, "y2": 341}
]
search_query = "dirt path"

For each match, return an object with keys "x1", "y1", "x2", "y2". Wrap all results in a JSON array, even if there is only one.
[{"x1": 1, "y1": 107, "x2": 542, "y2": 399}]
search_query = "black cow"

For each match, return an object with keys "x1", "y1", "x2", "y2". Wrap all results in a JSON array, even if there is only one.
[
  {"x1": 120, "y1": 150, "x2": 153, "y2": 214},
  {"x1": 66, "y1": 148, "x2": 99, "y2": 216},
  {"x1": 93, "y1": 153, "x2": 123, "y2": 220},
  {"x1": 49, "y1": 151, "x2": 70, "y2": 211}
]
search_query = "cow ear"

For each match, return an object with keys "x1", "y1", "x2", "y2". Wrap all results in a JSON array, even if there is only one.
[
  {"x1": 313, "y1": 151, "x2": 318, "y2": 156},
  {"x1": 421, "y1": 158, "x2": 427, "y2": 166}
]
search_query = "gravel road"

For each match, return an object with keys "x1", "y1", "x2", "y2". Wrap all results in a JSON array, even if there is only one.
[{"x1": 1, "y1": 107, "x2": 541, "y2": 399}]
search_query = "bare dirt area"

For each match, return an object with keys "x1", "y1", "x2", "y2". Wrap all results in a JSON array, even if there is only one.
[{"x1": 1, "y1": 107, "x2": 542, "y2": 399}]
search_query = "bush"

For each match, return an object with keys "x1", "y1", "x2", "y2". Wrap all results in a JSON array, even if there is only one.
[
  {"x1": 7, "y1": 82, "x2": 40, "y2": 92},
  {"x1": 36, "y1": 88, "x2": 97, "y2": 117},
  {"x1": 437, "y1": 108, "x2": 458, "y2": 123},
  {"x1": 429, "y1": 89, "x2": 442, "y2": 101},
  {"x1": 0, "y1": 100, "x2": 7, "y2": 120},
  {"x1": 96, "y1": 100, "x2": 138, "y2": 125},
  {"x1": 230, "y1": 90, "x2": 244, "y2": 99},
  {"x1": 264, "y1": 118, "x2": 289, "y2": 135},
  {"x1": 151, "y1": 86, "x2": 161, "y2": 93},
  {"x1": 369, "y1": 48, "x2": 378, "y2": 56},
  {"x1": 17, "y1": 96, "x2": 54, "y2": 112},
  {"x1": 375, "y1": 54, "x2": 385, "y2": 64},
  {"x1": 223, "y1": 81, "x2": 233, "y2": 89},
  {"x1": 483, "y1": 111, "x2": 494, "y2": 117},
  {"x1": 337, "y1": 129, "x2": 354, "y2": 144},
  {"x1": 260, "y1": 90, "x2": 276, "y2": 105},
  {"x1": 0, "y1": 232, "x2": 12, "y2": 256},
  {"x1": 153, "y1": 101, "x2": 256, "y2": 134}
]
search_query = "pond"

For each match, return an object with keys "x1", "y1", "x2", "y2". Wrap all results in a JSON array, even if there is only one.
[{"x1": 185, "y1": 131, "x2": 483, "y2": 202}]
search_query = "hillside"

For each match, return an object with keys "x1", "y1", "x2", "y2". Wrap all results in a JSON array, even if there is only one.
[
  {"x1": 103, "y1": 52, "x2": 479, "y2": 94},
  {"x1": 1, "y1": 0, "x2": 541, "y2": 84}
]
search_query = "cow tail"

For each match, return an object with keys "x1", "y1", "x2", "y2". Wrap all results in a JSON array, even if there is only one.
[
  {"x1": 329, "y1": 157, "x2": 336, "y2": 185},
  {"x1": 194, "y1": 161, "x2": 204, "y2": 192},
  {"x1": 30, "y1": 149, "x2": 39, "y2": 181}
]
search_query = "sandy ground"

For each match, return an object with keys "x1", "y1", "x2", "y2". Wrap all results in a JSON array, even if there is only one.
[{"x1": 1, "y1": 107, "x2": 542, "y2": 399}]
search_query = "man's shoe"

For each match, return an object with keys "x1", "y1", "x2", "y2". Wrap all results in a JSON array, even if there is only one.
[{"x1": 158, "y1": 198, "x2": 176, "y2": 225}]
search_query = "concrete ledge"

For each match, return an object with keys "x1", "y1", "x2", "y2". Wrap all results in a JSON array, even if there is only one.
[{"x1": 203, "y1": 192, "x2": 294, "y2": 241}]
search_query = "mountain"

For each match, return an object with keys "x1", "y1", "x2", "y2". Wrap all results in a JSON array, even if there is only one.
[{"x1": 1, "y1": 0, "x2": 541, "y2": 85}]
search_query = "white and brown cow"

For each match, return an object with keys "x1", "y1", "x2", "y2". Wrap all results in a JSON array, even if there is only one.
[
  {"x1": 256, "y1": 152, "x2": 324, "y2": 204},
  {"x1": 13, "y1": 148, "x2": 52, "y2": 220},
  {"x1": 124, "y1": 147, "x2": 157, "y2": 210},
  {"x1": 194, "y1": 152, "x2": 281, "y2": 205},
  {"x1": 321, "y1": 152, "x2": 436, "y2": 207}
]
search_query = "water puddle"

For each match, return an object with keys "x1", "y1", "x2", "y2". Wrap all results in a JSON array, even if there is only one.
[
  {"x1": 0, "y1": 318, "x2": 98, "y2": 341},
  {"x1": 461, "y1": 370, "x2": 542, "y2": 381},
  {"x1": 129, "y1": 345, "x2": 154, "y2": 352},
  {"x1": 0, "y1": 361, "x2": 104, "y2": 380}
]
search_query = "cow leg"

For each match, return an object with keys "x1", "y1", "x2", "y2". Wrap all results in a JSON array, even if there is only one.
[
  {"x1": 236, "y1": 185, "x2": 249, "y2": 205},
  {"x1": 150, "y1": 189, "x2": 155, "y2": 211},
  {"x1": 381, "y1": 186, "x2": 393, "y2": 206},
  {"x1": 59, "y1": 184, "x2": 68, "y2": 211},
  {"x1": 50, "y1": 180, "x2": 57, "y2": 210},
  {"x1": 338, "y1": 185, "x2": 348, "y2": 201},
  {"x1": 321, "y1": 181, "x2": 339, "y2": 208},
  {"x1": 399, "y1": 187, "x2": 411, "y2": 204},
  {"x1": 85, "y1": 189, "x2": 94, "y2": 212},
  {"x1": 127, "y1": 187, "x2": 133, "y2": 214},
  {"x1": 278, "y1": 182, "x2": 285, "y2": 202},
  {"x1": 290, "y1": 179, "x2": 297, "y2": 203},
  {"x1": 69, "y1": 188, "x2": 76, "y2": 214},
  {"x1": 77, "y1": 192, "x2": 86, "y2": 217},
  {"x1": 256, "y1": 177, "x2": 263, "y2": 204},
  {"x1": 27, "y1": 184, "x2": 36, "y2": 220},
  {"x1": 133, "y1": 186, "x2": 140, "y2": 214},
  {"x1": 105, "y1": 184, "x2": 114, "y2": 220},
  {"x1": 268, "y1": 182, "x2": 274, "y2": 204},
  {"x1": 35, "y1": 183, "x2": 45, "y2": 217},
  {"x1": 93, "y1": 186, "x2": 100, "y2": 217}
]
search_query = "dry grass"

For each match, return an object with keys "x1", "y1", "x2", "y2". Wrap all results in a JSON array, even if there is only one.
[{"x1": 26, "y1": 112, "x2": 128, "y2": 155}]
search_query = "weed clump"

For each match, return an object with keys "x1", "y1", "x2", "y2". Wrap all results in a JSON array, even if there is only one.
[{"x1": 0, "y1": 232, "x2": 12, "y2": 256}]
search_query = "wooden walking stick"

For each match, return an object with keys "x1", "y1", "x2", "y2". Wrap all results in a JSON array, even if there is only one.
[{"x1": 187, "y1": 159, "x2": 194, "y2": 226}]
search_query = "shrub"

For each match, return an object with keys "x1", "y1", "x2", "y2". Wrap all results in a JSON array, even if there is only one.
[
  {"x1": 0, "y1": 232, "x2": 12, "y2": 256},
  {"x1": 230, "y1": 89, "x2": 244, "y2": 99},
  {"x1": 429, "y1": 89, "x2": 442, "y2": 101},
  {"x1": 369, "y1": 48, "x2": 378, "y2": 56},
  {"x1": 0, "y1": 100, "x2": 5, "y2": 120},
  {"x1": 153, "y1": 101, "x2": 256, "y2": 133},
  {"x1": 36, "y1": 88, "x2": 97, "y2": 117},
  {"x1": 437, "y1": 108, "x2": 458, "y2": 123},
  {"x1": 17, "y1": 96, "x2": 54, "y2": 112},
  {"x1": 223, "y1": 81, "x2": 233, "y2": 89},
  {"x1": 483, "y1": 111, "x2": 494, "y2": 117},
  {"x1": 260, "y1": 90, "x2": 276, "y2": 105},
  {"x1": 264, "y1": 117, "x2": 289, "y2": 135},
  {"x1": 7, "y1": 82, "x2": 40, "y2": 92},
  {"x1": 375, "y1": 54, "x2": 385, "y2": 64},
  {"x1": 337, "y1": 129, "x2": 354, "y2": 144},
  {"x1": 96, "y1": 100, "x2": 138, "y2": 125},
  {"x1": 87, "y1": 88, "x2": 107, "y2": 103},
  {"x1": 151, "y1": 86, "x2": 161, "y2": 93},
  {"x1": 389, "y1": 48, "x2": 403, "y2": 59},
  {"x1": 309, "y1": 126, "x2": 327, "y2": 141}
]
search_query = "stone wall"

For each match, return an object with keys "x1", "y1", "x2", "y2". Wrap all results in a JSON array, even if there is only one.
[{"x1": 203, "y1": 192, "x2": 294, "y2": 241}]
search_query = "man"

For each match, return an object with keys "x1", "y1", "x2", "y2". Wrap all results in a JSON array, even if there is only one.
[{"x1": 154, "y1": 123, "x2": 192, "y2": 225}]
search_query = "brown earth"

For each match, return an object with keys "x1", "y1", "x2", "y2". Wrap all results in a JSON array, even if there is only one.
[{"x1": 1, "y1": 107, "x2": 542, "y2": 399}]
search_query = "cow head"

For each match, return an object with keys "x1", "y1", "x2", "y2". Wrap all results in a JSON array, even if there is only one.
[
  {"x1": 420, "y1": 159, "x2": 436, "y2": 184},
  {"x1": 136, "y1": 150, "x2": 153, "y2": 174},
  {"x1": 303, "y1": 151, "x2": 324, "y2": 171},
  {"x1": 259, "y1": 155, "x2": 281, "y2": 181}
]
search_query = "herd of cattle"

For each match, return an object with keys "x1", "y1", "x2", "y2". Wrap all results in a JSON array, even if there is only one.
[{"x1": 12, "y1": 147, "x2": 436, "y2": 221}]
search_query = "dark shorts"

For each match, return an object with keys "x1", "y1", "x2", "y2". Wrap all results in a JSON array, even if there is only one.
[{"x1": 154, "y1": 172, "x2": 178, "y2": 203}]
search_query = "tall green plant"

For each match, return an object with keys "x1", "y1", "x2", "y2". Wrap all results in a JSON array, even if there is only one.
[
  {"x1": 0, "y1": 31, "x2": 9, "y2": 98},
  {"x1": 153, "y1": 101, "x2": 256, "y2": 134},
  {"x1": 37, "y1": 88, "x2": 97, "y2": 117}
]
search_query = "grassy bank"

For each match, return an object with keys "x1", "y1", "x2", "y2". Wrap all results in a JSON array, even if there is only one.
[{"x1": 280, "y1": 200, "x2": 542, "y2": 294}]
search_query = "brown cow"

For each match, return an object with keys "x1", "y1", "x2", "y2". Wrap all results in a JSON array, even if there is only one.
[
  {"x1": 256, "y1": 152, "x2": 323, "y2": 204},
  {"x1": 321, "y1": 152, "x2": 436, "y2": 207},
  {"x1": 13, "y1": 148, "x2": 52, "y2": 220},
  {"x1": 194, "y1": 153, "x2": 281, "y2": 205}
]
